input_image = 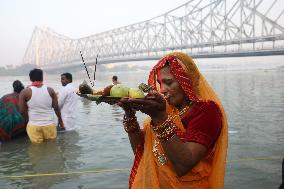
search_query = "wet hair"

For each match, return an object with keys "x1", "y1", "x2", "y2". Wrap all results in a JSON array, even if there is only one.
[
  {"x1": 13, "y1": 80, "x2": 24, "y2": 93},
  {"x1": 61, "y1": 72, "x2": 72, "y2": 82},
  {"x1": 112, "y1": 75, "x2": 118, "y2": 81},
  {"x1": 29, "y1": 68, "x2": 43, "y2": 82}
]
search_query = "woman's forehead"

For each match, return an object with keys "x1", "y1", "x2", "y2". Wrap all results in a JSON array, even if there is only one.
[{"x1": 158, "y1": 66, "x2": 173, "y2": 78}]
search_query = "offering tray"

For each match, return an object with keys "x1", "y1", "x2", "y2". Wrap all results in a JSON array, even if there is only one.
[{"x1": 77, "y1": 93, "x2": 123, "y2": 104}]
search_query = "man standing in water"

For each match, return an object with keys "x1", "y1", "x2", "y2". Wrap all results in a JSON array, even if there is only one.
[
  {"x1": 58, "y1": 73, "x2": 78, "y2": 131},
  {"x1": 112, "y1": 75, "x2": 121, "y2": 85},
  {"x1": 19, "y1": 68, "x2": 64, "y2": 143}
]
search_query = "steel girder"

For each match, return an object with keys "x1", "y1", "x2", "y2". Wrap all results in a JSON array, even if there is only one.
[{"x1": 23, "y1": 0, "x2": 284, "y2": 66}]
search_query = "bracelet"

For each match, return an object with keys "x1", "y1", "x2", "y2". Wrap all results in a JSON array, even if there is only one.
[
  {"x1": 152, "y1": 115, "x2": 177, "y2": 141},
  {"x1": 152, "y1": 115, "x2": 172, "y2": 133},
  {"x1": 123, "y1": 115, "x2": 139, "y2": 133}
]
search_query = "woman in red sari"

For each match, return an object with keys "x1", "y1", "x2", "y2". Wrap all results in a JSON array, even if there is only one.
[
  {"x1": 0, "y1": 80, "x2": 26, "y2": 141},
  {"x1": 119, "y1": 52, "x2": 228, "y2": 189}
]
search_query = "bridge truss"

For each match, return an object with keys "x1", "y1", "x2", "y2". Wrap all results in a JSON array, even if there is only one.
[{"x1": 23, "y1": 0, "x2": 284, "y2": 67}]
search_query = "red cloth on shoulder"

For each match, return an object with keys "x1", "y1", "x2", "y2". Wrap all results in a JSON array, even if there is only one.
[{"x1": 181, "y1": 101, "x2": 222, "y2": 151}]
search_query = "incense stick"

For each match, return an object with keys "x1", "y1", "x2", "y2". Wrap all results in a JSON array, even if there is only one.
[{"x1": 80, "y1": 51, "x2": 94, "y2": 87}]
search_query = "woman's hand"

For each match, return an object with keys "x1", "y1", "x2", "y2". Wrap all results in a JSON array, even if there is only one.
[
  {"x1": 117, "y1": 97, "x2": 136, "y2": 117},
  {"x1": 127, "y1": 91, "x2": 167, "y2": 124}
]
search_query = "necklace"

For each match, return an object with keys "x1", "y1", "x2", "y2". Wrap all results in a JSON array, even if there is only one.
[
  {"x1": 178, "y1": 101, "x2": 194, "y2": 117},
  {"x1": 152, "y1": 140, "x2": 167, "y2": 165},
  {"x1": 178, "y1": 106, "x2": 190, "y2": 117}
]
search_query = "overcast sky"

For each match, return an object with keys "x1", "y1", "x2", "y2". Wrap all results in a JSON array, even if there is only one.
[
  {"x1": 1, "y1": 0, "x2": 283, "y2": 67},
  {"x1": 0, "y1": 0, "x2": 189, "y2": 66}
]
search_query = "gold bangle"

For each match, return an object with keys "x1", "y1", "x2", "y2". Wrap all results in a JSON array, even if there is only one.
[
  {"x1": 152, "y1": 115, "x2": 176, "y2": 141},
  {"x1": 152, "y1": 115, "x2": 171, "y2": 132}
]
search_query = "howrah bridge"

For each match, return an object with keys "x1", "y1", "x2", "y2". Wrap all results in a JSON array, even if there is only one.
[{"x1": 22, "y1": 0, "x2": 284, "y2": 70}]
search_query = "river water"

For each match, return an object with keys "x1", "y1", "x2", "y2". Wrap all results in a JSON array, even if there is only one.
[{"x1": 0, "y1": 58, "x2": 284, "y2": 189}]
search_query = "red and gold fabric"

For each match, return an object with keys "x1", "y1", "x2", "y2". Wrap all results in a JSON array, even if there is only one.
[{"x1": 129, "y1": 52, "x2": 228, "y2": 189}]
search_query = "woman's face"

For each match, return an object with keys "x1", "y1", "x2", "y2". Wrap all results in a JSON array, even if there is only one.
[{"x1": 157, "y1": 66, "x2": 188, "y2": 108}]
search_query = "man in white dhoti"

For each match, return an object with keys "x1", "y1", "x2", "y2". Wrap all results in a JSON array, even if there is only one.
[{"x1": 58, "y1": 73, "x2": 78, "y2": 131}]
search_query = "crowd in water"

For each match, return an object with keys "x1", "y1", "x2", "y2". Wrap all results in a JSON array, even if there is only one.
[
  {"x1": 0, "y1": 71, "x2": 122, "y2": 143},
  {"x1": 0, "y1": 69, "x2": 77, "y2": 143}
]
